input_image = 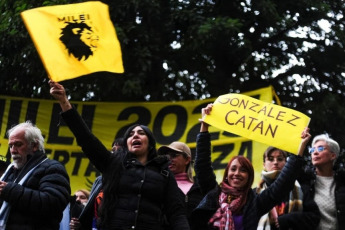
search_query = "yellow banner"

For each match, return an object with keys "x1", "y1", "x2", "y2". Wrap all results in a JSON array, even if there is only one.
[
  {"x1": 21, "y1": 1, "x2": 124, "y2": 82},
  {"x1": 204, "y1": 93, "x2": 310, "y2": 154},
  {"x1": 0, "y1": 86, "x2": 276, "y2": 193}
]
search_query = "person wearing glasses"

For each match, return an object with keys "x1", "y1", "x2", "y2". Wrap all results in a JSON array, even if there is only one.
[
  {"x1": 158, "y1": 142, "x2": 204, "y2": 229},
  {"x1": 255, "y1": 147, "x2": 319, "y2": 230},
  {"x1": 300, "y1": 134, "x2": 345, "y2": 230}
]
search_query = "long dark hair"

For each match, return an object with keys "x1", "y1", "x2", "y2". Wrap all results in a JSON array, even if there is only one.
[
  {"x1": 122, "y1": 124, "x2": 157, "y2": 160},
  {"x1": 99, "y1": 124, "x2": 157, "y2": 227}
]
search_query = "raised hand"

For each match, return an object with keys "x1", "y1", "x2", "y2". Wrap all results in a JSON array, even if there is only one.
[
  {"x1": 199, "y1": 103, "x2": 213, "y2": 132},
  {"x1": 298, "y1": 127, "x2": 311, "y2": 156},
  {"x1": 49, "y1": 80, "x2": 72, "y2": 112}
]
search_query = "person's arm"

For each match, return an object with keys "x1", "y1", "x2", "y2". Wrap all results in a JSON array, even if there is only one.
[
  {"x1": 194, "y1": 104, "x2": 218, "y2": 195},
  {"x1": 49, "y1": 80, "x2": 113, "y2": 172},
  {"x1": 276, "y1": 132, "x2": 320, "y2": 230},
  {"x1": 49, "y1": 80, "x2": 72, "y2": 112},
  {"x1": 297, "y1": 127, "x2": 311, "y2": 157},
  {"x1": 277, "y1": 182, "x2": 320, "y2": 230},
  {"x1": 0, "y1": 161, "x2": 70, "y2": 217},
  {"x1": 256, "y1": 128, "x2": 312, "y2": 217}
]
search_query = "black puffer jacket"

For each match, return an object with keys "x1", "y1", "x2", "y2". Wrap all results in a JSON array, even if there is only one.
[
  {"x1": 299, "y1": 165, "x2": 345, "y2": 229},
  {"x1": 0, "y1": 151, "x2": 71, "y2": 230},
  {"x1": 192, "y1": 132, "x2": 305, "y2": 230},
  {"x1": 61, "y1": 108, "x2": 189, "y2": 230},
  {"x1": 164, "y1": 178, "x2": 204, "y2": 230},
  {"x1": 180, "y1": 179, "x2": 204, "y2": 227}
]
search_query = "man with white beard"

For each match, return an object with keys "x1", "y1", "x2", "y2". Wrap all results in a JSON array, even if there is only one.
[{"x1": 0, "y1": 121, "x2": 71, "y2": 230}]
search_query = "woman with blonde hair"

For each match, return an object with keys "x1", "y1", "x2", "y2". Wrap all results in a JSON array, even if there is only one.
[{"x1": 75, "y1": 189, "x2": 90, "y2": 205}]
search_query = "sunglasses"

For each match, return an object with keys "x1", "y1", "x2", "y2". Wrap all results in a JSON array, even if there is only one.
[{"x1": 308, "y1": 146, "x2": 326, "y2": 154}]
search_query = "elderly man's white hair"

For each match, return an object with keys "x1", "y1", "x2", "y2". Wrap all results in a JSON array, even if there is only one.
[{"x1": 7, "y1": 121, "x2": 45, "y2": 153}]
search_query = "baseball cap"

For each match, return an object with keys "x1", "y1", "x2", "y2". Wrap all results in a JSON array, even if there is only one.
[{"x1": 158, "y1": 142, "x2": 191, "y2": 158}]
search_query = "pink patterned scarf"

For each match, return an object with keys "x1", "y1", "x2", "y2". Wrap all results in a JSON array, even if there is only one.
[{"x1": 209, "y1": 182, "x2": 246, "y2": 230}]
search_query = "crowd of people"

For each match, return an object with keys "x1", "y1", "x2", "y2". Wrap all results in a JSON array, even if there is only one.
[{"x1": 0, "y1": 80, "x2": 343, "y2": 230}]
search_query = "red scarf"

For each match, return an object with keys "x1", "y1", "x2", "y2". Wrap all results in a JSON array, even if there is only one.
[
  {"x1": 209, "y1": 182, "x2": 246, "y2": 230},
  {"x1": 94, "y1": 190, "x2": 103, "y2": 219}
]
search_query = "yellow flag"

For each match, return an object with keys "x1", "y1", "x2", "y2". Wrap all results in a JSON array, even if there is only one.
[
  {"x1": 21, "y1": 1, "x2": 124, "y2": 82},
  {"x1": 204, "y1": 93, "x2": 310, "y2": 154}
]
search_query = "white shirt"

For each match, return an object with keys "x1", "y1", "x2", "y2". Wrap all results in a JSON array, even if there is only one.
[{"x1": 314, "y1": 175, "x2": 338, "y2": 230}]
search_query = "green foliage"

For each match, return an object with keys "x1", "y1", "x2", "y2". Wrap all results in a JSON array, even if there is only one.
[{"x1": 1, "y1": 0, "x2": 345, "y2": 148}]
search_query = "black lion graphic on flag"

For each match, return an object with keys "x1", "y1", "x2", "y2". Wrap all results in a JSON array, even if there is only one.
[{"x1": 60, "y1": 22, "x2": 98, "y2": 61}]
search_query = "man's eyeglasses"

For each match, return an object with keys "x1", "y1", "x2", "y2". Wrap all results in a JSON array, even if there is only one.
[{"x1": 308, "y1": 146, "x2": 326, "y2": 154}]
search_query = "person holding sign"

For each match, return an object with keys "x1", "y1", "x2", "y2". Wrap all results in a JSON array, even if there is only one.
[
  {"x1": 49, "y1": 80, "x2": 190, "y2": 230},
  {"x1": 300, "y1": 134, "x2": 345, "y2": 230},
  {"x1": 255, "y1": 147, "x2": 319, "y2": 229},
  {"x1": 191, "y1": 103, "x2": 311, "y2": 230}
]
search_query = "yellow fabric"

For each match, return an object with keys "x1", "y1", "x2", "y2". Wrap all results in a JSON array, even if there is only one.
[
  {"x1": 21, "y1": 1, "x2": 124, "y2": 82},
  {"x1": 0, "y1": 86, "x2": 275, "y2": 192},
  {"x1": 204, "y1": 93, "x2": 310, "y2": 154}
]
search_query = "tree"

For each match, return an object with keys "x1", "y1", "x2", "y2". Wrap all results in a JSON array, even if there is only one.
[{"x1": 1, "y1": 0, "x2": 345, "y2": 150}]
